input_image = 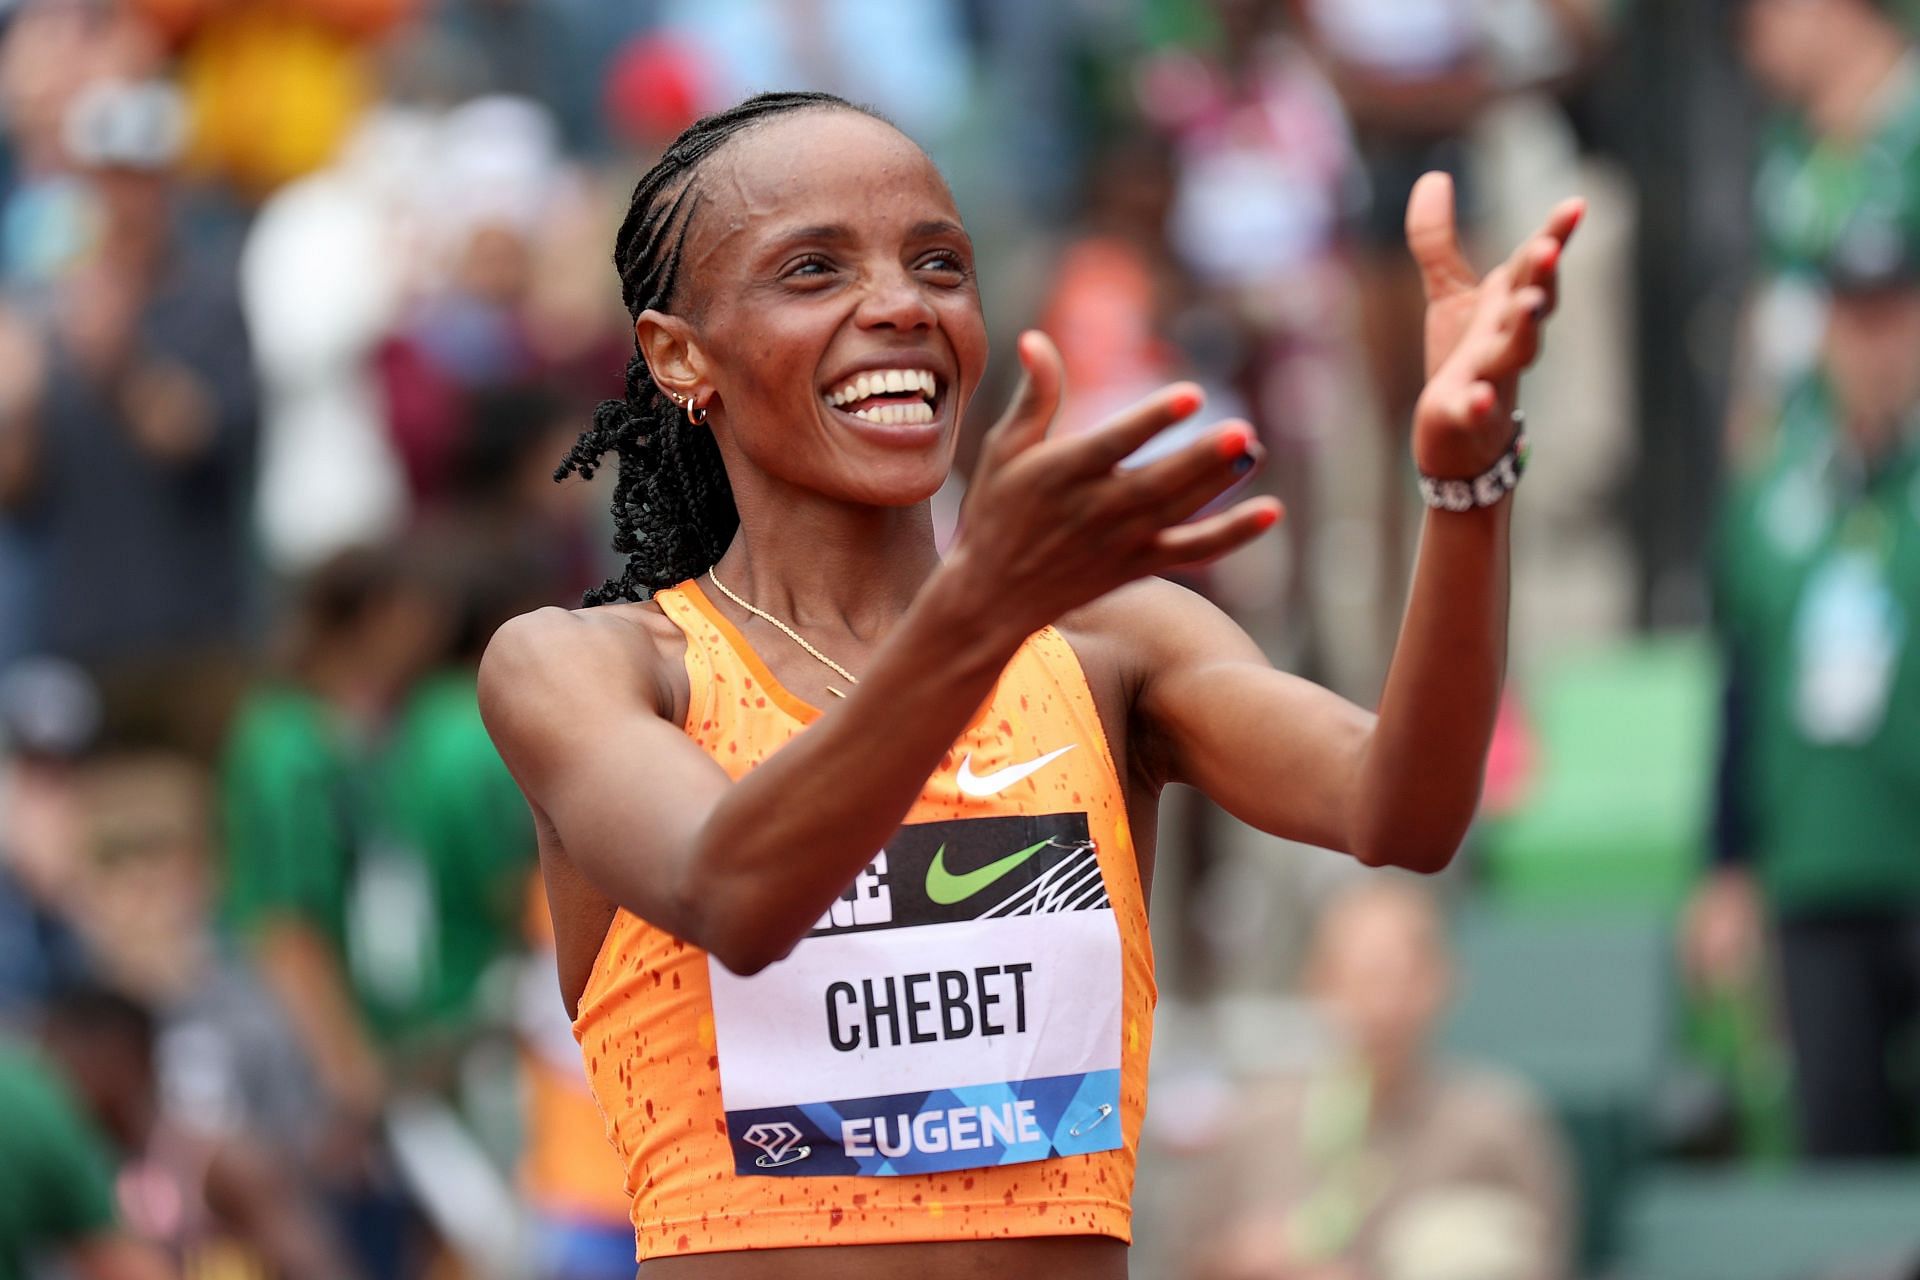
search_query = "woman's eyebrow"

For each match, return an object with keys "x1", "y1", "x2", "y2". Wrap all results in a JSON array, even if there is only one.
[
  {"x1": 909, "y1": 219, "x2": 968, "y2": 241},
  {"x1": 762, "y1": 220, "x2": 967, "y2": 253},
  {"x1": 763, "y1": 224, "x2": 854, "y2": 254}
]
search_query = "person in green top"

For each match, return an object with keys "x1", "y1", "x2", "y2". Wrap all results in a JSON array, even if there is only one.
[
  {"x1": 379, "y1": 665, "x2": 535, "y2": 1044},
  {"x1": 224, "y1": 544, "x2": 536, "y2": 1066},
  {"x1": 1687, "y1": 211, "x2": 1920, "y2": 1158},
  {"x1": 0, "y1": 1043, "x2": 168, "y2": 1280},
  {"x1": 221, "y1": 541, "x2": 539, "y2": 1280},
  {"x1": 1731, "y1": 0, "x2": 1920, "y2": 445},
  {"x1": 219, "y1": 548, "x2": 447, "y2": 1193},
  {"x1": 1747, "y1": 0, "x2": 1920, "y2": 276}
]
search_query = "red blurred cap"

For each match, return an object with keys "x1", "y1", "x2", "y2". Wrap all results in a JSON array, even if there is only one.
[{"x1": 603, "y1": 35, "x2": 710, "y2": 148}]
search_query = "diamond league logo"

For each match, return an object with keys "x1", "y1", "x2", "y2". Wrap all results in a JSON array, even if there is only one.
[{"x1": 742, "y1": 1121, "x2": 811, "y2": 1168}]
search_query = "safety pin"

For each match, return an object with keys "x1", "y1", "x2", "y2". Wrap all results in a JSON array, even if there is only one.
[{"x1": 1068, "y1": 1103, "x2": 1114, "y2": 1138}]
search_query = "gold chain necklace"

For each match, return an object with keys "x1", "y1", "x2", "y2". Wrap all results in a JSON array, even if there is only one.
[{"x1": 706, "y1": 568, "x2": 859, "y2": 698}]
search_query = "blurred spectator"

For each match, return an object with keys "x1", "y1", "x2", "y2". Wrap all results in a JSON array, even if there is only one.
[
  {"x1": 220, "y1": 546, "x2": 444, "y2": 1093},
  {"x1": 0, "y1": 1031, "x2": 170, "y2": 1280},
  {"x1": 219, "y1": 533, "x2": 546, "y2": 1273},
  {"x1": 0, "y1": 657, "x2": 100, "y2": 1030},
  {"x1": 72, "y1": 753, "x2": 326, "y2": 1168},
  {"x1": 375, "y1": 543, "x2": 538, "y2": 1062},
  {"x1": 1731, "y1": 0, "x2": 1920, "y2": 453},
  {"x1": 243, "y1": 94, "x2": 620, "y2": 576},
  {"x1": 0, "y1": 52, "x2": 258, "y2": 757},
  {"x1": 218, "y1": 547, "x2": 445, "y2": 1278},
  {"x1": 1690, "y1": 210, "x2": 1920, "y2": 1160},
  {"x1": 374, "y1": 96, "x2": 569, "y2": 505},
  {"x1": 1143, "y1": 0, "x2": 1356, "y2": 659},
  {"x1": 1291, "y1": 0, "x2": 1497, "y2": 647},
  {"x1": 41, "y1": 984, "x2": 354, "y2": 1280},
  {"x1": 1184, "y1": 880, "x2": 1572, "y2": 1280}
]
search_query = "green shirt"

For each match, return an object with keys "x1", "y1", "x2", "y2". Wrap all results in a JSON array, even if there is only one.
[
  {"x1": 0, "y1": 1046, "x2": 118, "y2": 1280},
  {"x1": 1715, "y1": 384, "x2": 1920, "y2": 910},
  {"x1": 219, "y1": 676, "x2": 533, "y2": 1044},
  {"x1": 377, "y1": 670, "x2": 534, "y2": 1037},
  {"x1": 220, "y1": 684, "x2": 363, "y2": 970},
  {"x1": 1754, "y1": 59, "x2": 1920, "y2": 278}
]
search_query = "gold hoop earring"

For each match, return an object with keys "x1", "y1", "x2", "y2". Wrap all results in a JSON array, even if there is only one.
[{"x1": 685, "y1": 398, "x2": 709, "y2": 427}]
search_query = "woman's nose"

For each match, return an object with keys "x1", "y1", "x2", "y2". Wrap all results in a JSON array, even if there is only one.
[{"x1": 855, "y1": 268, "x2": 937, "y2": 331}]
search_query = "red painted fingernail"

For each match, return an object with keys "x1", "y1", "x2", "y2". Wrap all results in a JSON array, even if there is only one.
[
  {"x1": 1215, "y1": 424, "x2": 1251, "y2": 459},
  {"x1": 1171, "y1": 386, "x2": 1203, "y2": 416},
  {"x1": 1255, "y1": 506, "x2": 1281, "y2": 529},
  {"x1": 1539, "y1": 243, "x2": 1560, "y2": 271}
]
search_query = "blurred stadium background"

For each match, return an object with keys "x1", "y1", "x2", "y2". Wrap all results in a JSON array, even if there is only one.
[{"x1": 3, "y1": 0, "x2": 1920, "y2": 1277}]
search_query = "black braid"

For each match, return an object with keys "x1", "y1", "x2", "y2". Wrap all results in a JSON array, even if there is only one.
[{"x1": 558, "y1": 90, "x2": 889, "y2": 604}]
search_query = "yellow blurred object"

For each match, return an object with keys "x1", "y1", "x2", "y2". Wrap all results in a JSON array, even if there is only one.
[{"x1": 169, "y1": 3, "x2": 409, "y2": 194}]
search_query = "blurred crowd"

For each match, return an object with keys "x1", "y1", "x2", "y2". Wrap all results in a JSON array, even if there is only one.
[{"x1": 1, "y1": 0, "x2": 1919, "y2": 1279}]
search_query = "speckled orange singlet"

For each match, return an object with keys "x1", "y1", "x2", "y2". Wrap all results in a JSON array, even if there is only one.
[{"x1": 571, "y1": 579, "x2": 1156, "y2": 1261}]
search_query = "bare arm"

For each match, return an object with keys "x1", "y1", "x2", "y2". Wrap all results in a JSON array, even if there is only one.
[
  {"x1": 1134, "y1": 177, "x2": 1585, "y2": 872},
  {"x1": 482, "y1": 343, "x2": 1279, "y2": 975},
  {"x1": 481, "y1": 580, "x2": 1023, "y2": 977},
  {"x1": 252, "y1": 921, "x2": 385, "y2": 1126}
]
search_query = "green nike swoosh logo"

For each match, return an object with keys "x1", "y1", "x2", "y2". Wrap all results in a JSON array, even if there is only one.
[{"x1": 924, "y1": 839, "x2": 1052, "y2": 905}]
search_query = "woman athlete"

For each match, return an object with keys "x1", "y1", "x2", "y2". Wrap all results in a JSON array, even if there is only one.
[{"x1": 480, "y1": 91, "x2": 1582, "y2": 1279}]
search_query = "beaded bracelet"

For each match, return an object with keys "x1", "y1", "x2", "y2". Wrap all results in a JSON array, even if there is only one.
[{"x1": 1417, "y1": 412, "x2": 1529, "y2": 512}]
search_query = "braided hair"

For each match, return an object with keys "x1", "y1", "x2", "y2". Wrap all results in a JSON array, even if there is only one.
[{"x1": 558, "y1": 91, "x2": 888, "y2": 604}]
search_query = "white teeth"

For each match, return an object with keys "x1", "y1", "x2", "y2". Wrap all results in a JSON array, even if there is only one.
[
  {"x1": 821, "y1": 368, "x2": 941, "y2": 408},
  {"x1": 850, "y1": 400, "x2": 935, "y2": 425}
]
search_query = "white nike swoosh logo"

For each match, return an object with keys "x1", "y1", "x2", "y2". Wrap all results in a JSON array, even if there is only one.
[{"x1": 955, "y1": 744, "x2": 1077, "y2": 798}]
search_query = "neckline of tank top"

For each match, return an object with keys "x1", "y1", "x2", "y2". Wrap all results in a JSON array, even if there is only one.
[
  {"x1": 677, "y1": 577, "x2": 827, "y2": 724},
  {"x1": 675, "y1": 578, "x2": 1066, "y2": 731}
]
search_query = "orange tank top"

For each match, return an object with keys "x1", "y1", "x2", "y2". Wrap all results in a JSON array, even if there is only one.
[
  {"x1": 571, "y1": 579, "x2": 1157, "y2": 1262},
  {"x1": 520, "y1": 878, "x2": 633, "y2": 1224}
]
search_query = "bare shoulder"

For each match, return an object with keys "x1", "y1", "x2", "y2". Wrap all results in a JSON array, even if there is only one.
[
  {"x1": 1055, "y1": 577, "x2": 1267, "y2": 670},
  {"x1": 479, "y1": 600, "x2": 686, "y2": 734}
]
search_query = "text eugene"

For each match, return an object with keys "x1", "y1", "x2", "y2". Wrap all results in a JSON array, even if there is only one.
[
  {"x1": 841, "y1": 1100, "x2": 1046, "y2": 1158},
  {"x1": 825, "y1": 963, "x2": 1034, "y2": 1052}
]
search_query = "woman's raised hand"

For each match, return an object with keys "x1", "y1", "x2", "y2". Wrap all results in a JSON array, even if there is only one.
[
  {"x1": 947, "y1": 330, "x2": 1281, "y2": 632},
  {"x1": 1406, "y1": 171, "x2": 1585, "y2": 479}
]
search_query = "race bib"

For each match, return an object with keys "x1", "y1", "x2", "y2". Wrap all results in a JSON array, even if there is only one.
[{"x1": 706, "y1": 812, "x2": 1123, "y2": 1177}]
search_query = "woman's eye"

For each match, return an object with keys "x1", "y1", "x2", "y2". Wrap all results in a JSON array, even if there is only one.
[
  {"x1": 919, "y1": 252, "x2": 967, "y2": 276},
  {"x1": 786, "y1": 256, "x2": 834, "y2": 279}
]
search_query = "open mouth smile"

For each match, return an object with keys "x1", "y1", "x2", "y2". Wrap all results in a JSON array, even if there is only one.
[{"x1": 821, "y1": 368, "x2": 941, "y2": 426}]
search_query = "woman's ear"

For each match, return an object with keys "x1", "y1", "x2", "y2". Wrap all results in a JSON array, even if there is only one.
[{"x1": 636, "y1": 309, "x2": 708, "y2": 403}]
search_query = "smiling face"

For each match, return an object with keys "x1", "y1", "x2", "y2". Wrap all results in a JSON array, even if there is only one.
[{"x1": 643, "y1": 109, "x2": 989, "y2": 511}]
